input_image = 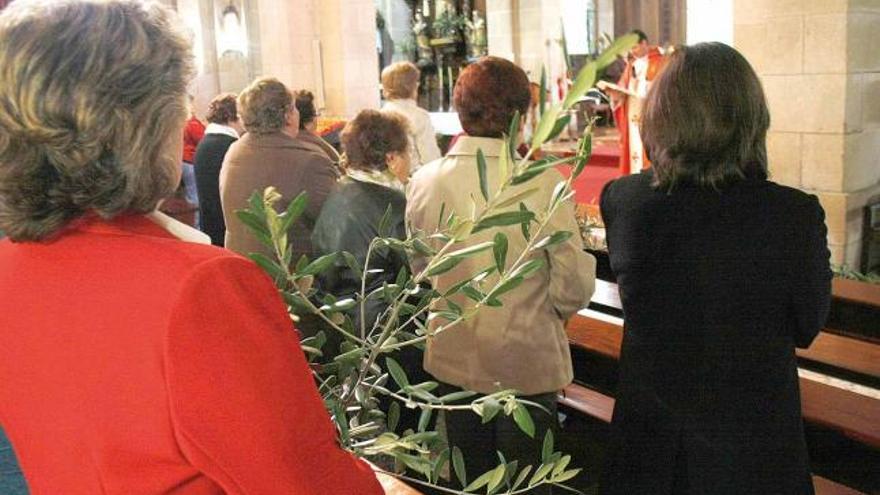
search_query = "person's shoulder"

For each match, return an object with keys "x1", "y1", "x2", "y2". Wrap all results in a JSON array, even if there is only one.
[
  {"x1": 409, "y1": 156, "x2": 446, "y2": 190},
  {"x1": 205, "y1": 133, "x2": 237, "y2": 144},
  {"x1": 196, "y1": 134, "x2": 236, "y2": 153},
  {"x1": 760, "y1": 179, "x2": 822, "y2": 213},
  {"x1": 603, "y1": 171, "x2": 654, "y2": 199},
  {"x1": 186, "y1": 117, "x2": 205, "y2": 132},
  {"x1": 298, "y1": 145, "x2": 336, "y2": 176},
  {"x1": 347, "y1": 180, "x2": 407, "y2": 211},
  {"x1": 150, "y1": 241, "x2": 275, "y2": 301},
  {"x1": 413, "y1": 105, "x2": 432, "y2": 122},
  {"x1": 139, "y1": 233, "x2": 241, "y2": 271},
  {"x1": 74, "y1": 223, "x2": 254, "y2": 287},
  {"x1": 222, "y1": 135, "x2": 250, "y2": 161},
  {"x1": 406, "y1": 159, "x2": 449, "y2": 217}
]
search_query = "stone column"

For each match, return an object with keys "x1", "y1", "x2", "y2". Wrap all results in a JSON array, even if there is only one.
[
  {"x1": 253, "y1": 0, "x2": 317, "y2": 94},
  {"x1": 175, "y1": 0, "x2": 220, "y2": 116},
  {"x1": 734, "y1": 0, "x2": 880, "y2": 267},
  {"x1": 315, "y1": 0, "x2": 381, "y2": 117},
  {"x1": 487, "y1": 0, "x2": 517, "y2": 62},
  {"x1": 486, "y1": 0, "x2": 565, "y2": 82}
]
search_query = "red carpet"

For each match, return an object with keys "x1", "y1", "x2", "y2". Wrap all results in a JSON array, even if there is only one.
[{"x1": 553, "y1": 139, "x2": 621, "y2": 205}]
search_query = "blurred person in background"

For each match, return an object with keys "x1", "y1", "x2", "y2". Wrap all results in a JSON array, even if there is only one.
[
  {"x1": 220, "y1": 77, "x2": 337, "y2": 260},
  {"x1": 182, "y1": 94, "x2": 205, "y2": 228},
  {"x1": 194, "y1": 93, "x2": 242, "y2": 246},
  {"x1": 294, "y1": 89, "x2": 341, "y2": 166},
  {"x1": 381, "y1": 61, "x2": 441, "y2": 172}
]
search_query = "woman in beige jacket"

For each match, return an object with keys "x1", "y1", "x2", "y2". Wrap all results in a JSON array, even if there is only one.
[{"x1": 406, "y1": 57, "x2": 597, "y2": 493}]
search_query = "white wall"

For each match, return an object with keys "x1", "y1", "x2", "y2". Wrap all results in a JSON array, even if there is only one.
[
  {"x1": 687, "y1": 0, "x2": 733, "y2": 45},
  {"x1": 562, "y1": 0, "x2": 591, "y2": 54}
]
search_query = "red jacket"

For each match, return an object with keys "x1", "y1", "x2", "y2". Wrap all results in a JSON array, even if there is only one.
[
  {"x1": 183, "y1": 116, "x2": 205, "y2": 163},
  {"x1": 0, "y1": 215, "x2": 383, "y2": 495}
]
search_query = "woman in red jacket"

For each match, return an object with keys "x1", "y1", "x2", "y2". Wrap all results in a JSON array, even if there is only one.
[{"x1": 0, "y1": 1, "x2": 382, "y2": 494}]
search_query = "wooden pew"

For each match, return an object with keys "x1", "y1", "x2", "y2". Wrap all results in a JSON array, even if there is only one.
[
  {"x1": 833, "y1": 278, "x2": 880, "y2": 309},
  {"x1": 585, "y1": 280, "x2": 880, "y2": 382},
  {"x1": 557, "y1": 384, "x2": 867, "y2": 495},
  {"x1": 566, "y1": 310, "x2": 880, "y2": 450},
  {"x1": 828, "y1": 278, "x2": 880, "y2": 343},
  {"x1": 797, "y1": 332, "x2": 880, "y2": 381}
]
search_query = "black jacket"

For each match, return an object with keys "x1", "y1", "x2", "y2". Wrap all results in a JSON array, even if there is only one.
[
  {"x1": 311, "y1": 178, "x2": 408, "y2": 333},
  {"x1": 194, "y1": 133, "x2": 237, "y2": 246},
  {"x1": 599, "y1": 171, "x2": 831, "y2": 495}
]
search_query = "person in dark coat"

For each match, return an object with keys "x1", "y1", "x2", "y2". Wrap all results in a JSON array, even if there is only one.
[
  {"x1": 194, "y1": 93, "x2": 242, "y2": 246},
  {"x1": 310, "y1": 110, "x2": 433, "y2": 434},
  {"x1": 599, "y1": 42, "x2": 832, "y2": 495},
  {"x1": 311, "y1": 109, "x2": 411, "y2": 333}
]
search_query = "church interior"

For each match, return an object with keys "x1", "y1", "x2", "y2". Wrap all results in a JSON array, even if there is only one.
[{"x1": 0, "y1": 0, "x2": 878, "y2": 494}]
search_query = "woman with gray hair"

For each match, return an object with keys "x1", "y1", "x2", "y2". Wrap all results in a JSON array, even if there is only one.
[
  {"x1": 220, "y1": 77, "x2": 338, "y2": 259},
  {"x1": 0, "y1": 1, "x2": 382, "y2": 493}
]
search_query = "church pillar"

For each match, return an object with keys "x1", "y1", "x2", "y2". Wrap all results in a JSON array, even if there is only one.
[
  {"x1": 486, "y1": 0, "x2": 566, "y2": 82},
  {"x1": 734, "y1": 0, "x2": 880, "y2": 267},
  {"x1": 315, "y1": 0, "x2": 381, "y2": 116},
  {"x1": 613, "y1": 0, "x2": 685, "y2": 45},
  {"x1": 487, "y1": 0, "x2": 517, "y2": 62},
  {"x1": 252, "y1": 0, "x2": 317, "y2": 96}
]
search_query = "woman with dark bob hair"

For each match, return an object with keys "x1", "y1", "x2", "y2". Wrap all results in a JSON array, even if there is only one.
[
  {"x1": 0, "y1": 1, "x2": 382, "y2": 493},
  {"x1": 406, "y1": 57, "x2": 596, "y2": 493},
  {"x1": 600, "y1": 42, "x2": 831, "y2": 495}
]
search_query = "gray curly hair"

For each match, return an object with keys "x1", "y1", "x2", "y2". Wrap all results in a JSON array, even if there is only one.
[
  {"x1": 238, "y1": 77, "x2": 294, "y2": 135},
  {"x1": 0, "y1": 0, "x2": 194, "y2": 241}
]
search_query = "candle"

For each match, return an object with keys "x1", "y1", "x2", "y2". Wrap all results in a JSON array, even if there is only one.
[{"x1": 438, "y1": 63, "x2": 444, "y2": 111}]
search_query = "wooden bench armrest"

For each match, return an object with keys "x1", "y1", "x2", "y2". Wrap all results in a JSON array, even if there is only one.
[
  {"x1": 559, "y1": 384, "x2": 615, "y2": 424},
  {"x1": 832, "y1": 278, "x2": 880, "y2": 309}
]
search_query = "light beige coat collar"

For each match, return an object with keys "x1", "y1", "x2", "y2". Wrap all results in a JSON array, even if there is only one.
[
  {"x1": 445, "y1": 136, "x2": 506, "y2": 158},
  {"x1": 146, "y1": 211, "x2": 211, "y2": 245}
]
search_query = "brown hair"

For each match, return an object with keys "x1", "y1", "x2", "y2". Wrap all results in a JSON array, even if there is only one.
[
  {"x1": 381, "y1": 62, "x2": 420, "y2": 100},
  {"x1": 642, "y1": 42, "x2": 769, "y2": 190},
  {"x1": 341, "y1": 110, "x2": 410, "y2": 171},
  {"x1": 453, "y1": 57, "x2": 530, "y2": 138},
  {"x1": 238, "y1": 77, "x2": 292, "y2": 135},
  {"x1": 294, "y1": 90, "x2": 318, "y2": 130},
  {"x1": 0, "y1": 0, "x2": 194, "y2": 241},
  {"x1": 206, "y1": 93, "x2": 238, "y2": 124}
]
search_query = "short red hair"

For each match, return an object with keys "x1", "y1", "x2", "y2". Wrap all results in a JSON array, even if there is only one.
[{"x1": 453, "y1": 57, "x2": 530, "y2": 138}]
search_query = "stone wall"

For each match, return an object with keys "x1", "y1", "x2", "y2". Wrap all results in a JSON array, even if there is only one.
[
  {"x1": 734, "y1": 0, "x2": 880, "y2": 267},
  {"x1": 181, "y1": 0, "x2": 379, "y2": 118},
  {"x1": 487, "y1": 0, "x2": 567, "y2": 82}
]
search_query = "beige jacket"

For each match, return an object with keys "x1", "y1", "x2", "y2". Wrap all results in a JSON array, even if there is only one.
[
  {"x1": 382, "y1": 99, "x2": 442, "y2": 171},
  {"x1": 220, "y1": 131, "x2": 337, "y2": 259},
  {"x1": 406, "y1": 136, "x2": 596, "y2": 395}
]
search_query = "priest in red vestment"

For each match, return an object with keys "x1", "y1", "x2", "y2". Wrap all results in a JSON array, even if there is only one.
[{"x1": 608, "y1": 30, "x2": 667, "y2": 175}]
